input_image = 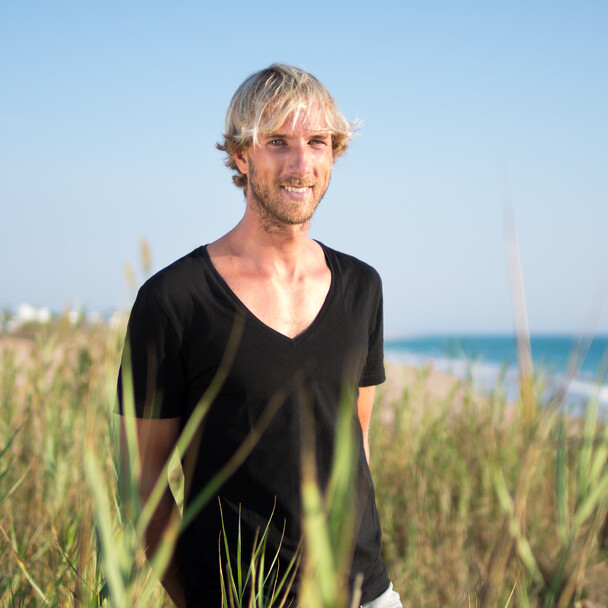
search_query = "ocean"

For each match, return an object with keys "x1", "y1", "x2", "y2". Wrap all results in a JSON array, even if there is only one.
[{"x1": 385, "y1": 334, "x2": 608, "y2": 415}]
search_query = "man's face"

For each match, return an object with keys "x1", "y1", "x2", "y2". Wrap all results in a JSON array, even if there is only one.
[{"x1": 234, "y1": 108, "x2": 334, "y2": 229}]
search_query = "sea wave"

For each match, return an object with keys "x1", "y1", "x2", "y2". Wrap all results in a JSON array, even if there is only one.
[{"x1": 385, "y1": 347, "x2": 608, "y2": 415}]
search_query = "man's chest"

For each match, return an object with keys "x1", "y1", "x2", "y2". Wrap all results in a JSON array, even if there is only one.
[
  {"x1": 180, "y1": 284, "x2": 371, "y2": 414},
  {"x1": 220, "y1": 269, "x2": 332, "y2": 340}
]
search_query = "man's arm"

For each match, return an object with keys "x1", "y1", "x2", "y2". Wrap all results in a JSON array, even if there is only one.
[
  {"x1": 120, "y1": 416, "x2": 186, "y2": 608},
  {"x1": 357, "y1": 386, "x2": 376, "y2": 464}
]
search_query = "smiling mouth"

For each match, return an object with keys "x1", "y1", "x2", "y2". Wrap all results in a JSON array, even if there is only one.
[{"x1": 282, "y1": 185, "x2": 310, "y2": 193}]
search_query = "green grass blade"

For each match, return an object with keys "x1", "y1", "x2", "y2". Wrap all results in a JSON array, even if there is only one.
[
  {"x1": 492, "y1": 468, "x2": 542, "y2": 583},
  {"x1": 573, "y1": 467, "x2": 608, "y2": 531},
  {"x1": 0, "y1": 523, "x2": 48, "y2": 605},
  {"x1": 301, "y1": 476, "x2": 335, "y2": 603},
  {"x1": 85, "y1": 450, "x2": 127, "y2": 607},
  {"x1": 555, "y1": 419, "x2": 570, "y2": 545},
  {"x1": 219, "y1": 500, "x2": 240, "y2": 604},
  {"x1": 577, "y1": 394, "x2": 598, "y2": 504},
  {"x1": 587, "y1": 405, "x2": 608, "y2": 490}
]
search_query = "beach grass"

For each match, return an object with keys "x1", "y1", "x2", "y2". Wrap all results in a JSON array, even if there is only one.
[{"x1": 1, "y1": 319, "x2": 608, "y2": 607}]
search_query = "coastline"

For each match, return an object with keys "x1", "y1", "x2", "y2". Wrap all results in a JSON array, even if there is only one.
[
  {"x1": 385, "y1": 335, "x2": 608, "y2": 415},
  {"x1": 379, "y1": 359, "x2": 608, "y2": 438},
  {"x1": 381, "y1": 360, "x2": 466, "y2": 405},
  {"x1": 376, "y1": 360, "x2": 502, "y2": 428}
]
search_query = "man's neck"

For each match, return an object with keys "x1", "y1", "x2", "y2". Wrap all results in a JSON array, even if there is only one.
[
  {"x1": 212, "y1": 206, "x2": 315, "y2": 278},
  {"x1": 206, "y1": 201, "x2": 331, "y2": 339}
]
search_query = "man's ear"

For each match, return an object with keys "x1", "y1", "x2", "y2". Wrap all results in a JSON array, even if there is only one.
[{"x1": 233, "y1": 148, "x2": 249, "y2": 175}]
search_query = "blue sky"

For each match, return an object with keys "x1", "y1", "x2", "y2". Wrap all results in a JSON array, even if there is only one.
[{"x1": 1, "y1": 1, "x2": 607, "y2": 335}]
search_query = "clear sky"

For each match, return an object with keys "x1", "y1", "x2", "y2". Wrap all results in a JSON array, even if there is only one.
[{"x1": 1, "y1": 1, "x2": 607, "y2": 336}]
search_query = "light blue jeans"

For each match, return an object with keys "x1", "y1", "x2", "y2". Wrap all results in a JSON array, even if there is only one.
[{"x1": 361, "y1": 583, "x2": 403, "y2": 608}]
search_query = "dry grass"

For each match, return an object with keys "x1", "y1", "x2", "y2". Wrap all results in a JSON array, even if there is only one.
[
  {"x1": 373, "y1": 363, "x2": 608, "y2": 607},
  {"x1": 1, "y1": 323, "x2": 608, "y2": 607}
]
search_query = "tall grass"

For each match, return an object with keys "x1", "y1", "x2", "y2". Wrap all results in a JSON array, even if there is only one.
[
  {"x1": 1, "y1": 315, "x2": 608, "y2": 606},
  {"x1": 0, "y1": 319, "x2": 136, "y2": 606},
  {"x1": 372, "y1": 360, "x2": 608, "y2": 607}
]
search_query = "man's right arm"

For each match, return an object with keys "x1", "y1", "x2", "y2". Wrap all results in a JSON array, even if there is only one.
[{"x1": 120, "y1": 416, "x2": 186, "y2": 608}]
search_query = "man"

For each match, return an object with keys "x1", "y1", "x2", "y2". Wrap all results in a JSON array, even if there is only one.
[{"x1": 118, "y1": 64, "x2": 401, "y2": 608}]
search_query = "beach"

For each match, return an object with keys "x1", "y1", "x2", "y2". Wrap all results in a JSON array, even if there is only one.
[{"x1": 386, "y1": 334, "x2": 608, "y2": 415}]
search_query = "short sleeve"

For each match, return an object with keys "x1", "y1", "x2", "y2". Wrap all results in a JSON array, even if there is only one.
[
  {"x1": 117, "y1": 285, "x2": 187, "y2": 418},
  {"x1": 359, "y1": 275, "x2": 386, "y2": 387}
]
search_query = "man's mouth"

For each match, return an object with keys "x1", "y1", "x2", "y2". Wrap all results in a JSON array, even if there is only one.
[{"x1": 282, "y1": 185, "x2": 310, "y2": 193}]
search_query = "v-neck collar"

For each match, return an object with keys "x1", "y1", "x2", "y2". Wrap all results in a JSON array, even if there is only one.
[{"x1": 201, "y1": 241, "x2": 335, "y2": 345}]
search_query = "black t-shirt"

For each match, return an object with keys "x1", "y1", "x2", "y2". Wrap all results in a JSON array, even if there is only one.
[{"x1": 118, "y1": 242, "x2": 390, "y2": 606}]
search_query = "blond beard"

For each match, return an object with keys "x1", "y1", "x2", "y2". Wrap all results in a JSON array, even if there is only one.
[{"x1": 247, "y1": 161, "x2": 331, "y2": 232}]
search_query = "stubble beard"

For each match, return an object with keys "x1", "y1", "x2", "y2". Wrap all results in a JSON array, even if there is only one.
[{"x1": 248, "y1": 161, "x2": 331, "y2": 233}]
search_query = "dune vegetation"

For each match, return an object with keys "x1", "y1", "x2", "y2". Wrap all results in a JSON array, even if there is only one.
[{"x1": 1, "y1": 316, "x2": 607, "y2": 607}]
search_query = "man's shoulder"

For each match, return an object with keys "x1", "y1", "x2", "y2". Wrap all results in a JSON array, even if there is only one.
[
  {"x1": 140, "y1": 246, "x2": 208, "y2": 298},
  {"x1": 131, "y1": 246, "x2": 214, "y2": 324},
  {"x1": 318, "y1": 242, "x2": 382, "y2": 285}
]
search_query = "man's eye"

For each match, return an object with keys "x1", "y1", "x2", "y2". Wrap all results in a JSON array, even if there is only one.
[
  {"x1": 269, "y1": 139, "x2": 285, "y2": 146},
  {"x1": 310, "y1": 139, "x2": 328, "y2": 146}
]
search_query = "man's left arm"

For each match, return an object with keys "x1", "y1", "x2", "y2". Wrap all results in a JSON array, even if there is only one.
[{"x1": 357, "y1": 386, "x2": 376, "y2": 464}]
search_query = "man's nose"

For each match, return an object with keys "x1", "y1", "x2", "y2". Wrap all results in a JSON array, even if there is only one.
[{"x1": 287, "y1": 141, "x2": 311, "y2": 176}]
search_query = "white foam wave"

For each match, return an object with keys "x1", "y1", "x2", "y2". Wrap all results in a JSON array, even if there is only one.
[{"x1": 385, "y1": 348, "x2": 608, "y2": 414}]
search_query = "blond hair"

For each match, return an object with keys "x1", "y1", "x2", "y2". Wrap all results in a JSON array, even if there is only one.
[{"x1": 217, "y1": 64, "x2": 356, "y2": 190}]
